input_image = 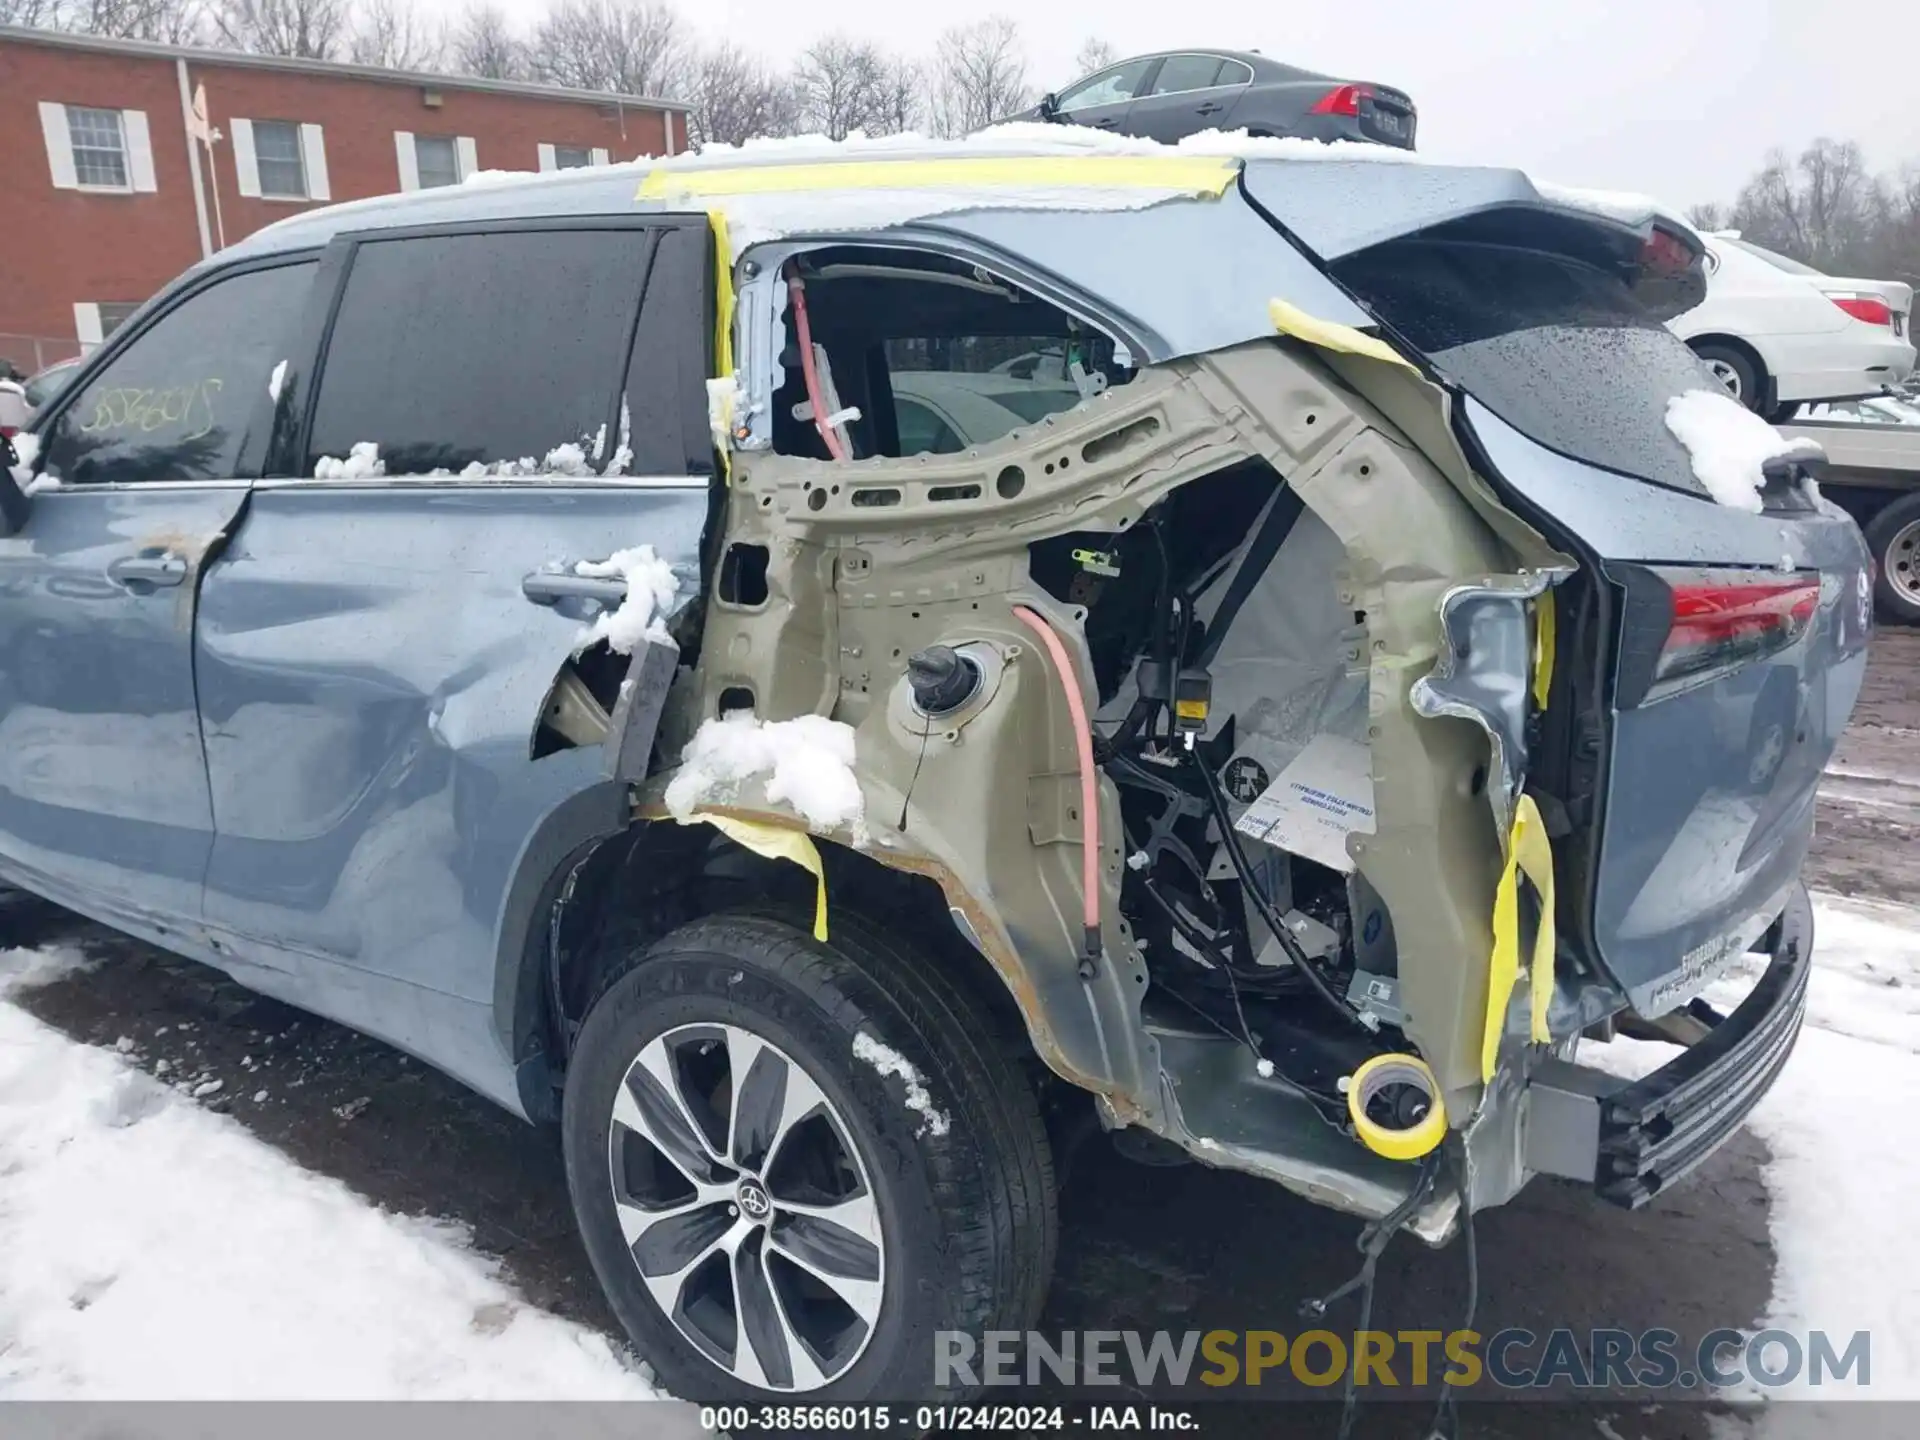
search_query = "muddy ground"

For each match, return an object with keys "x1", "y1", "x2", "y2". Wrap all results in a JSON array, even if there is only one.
[{"x1": 7, "y1": 628, "x2": 1917, "y2": 1440}]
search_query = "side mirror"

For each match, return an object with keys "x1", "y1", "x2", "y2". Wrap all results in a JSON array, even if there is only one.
[{"x1": 1038, "y1": 92, "x2": 1062, "y2": 122}]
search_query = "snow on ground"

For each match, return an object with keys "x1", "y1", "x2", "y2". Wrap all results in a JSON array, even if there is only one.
[
  {"x1": 1585, "y1": 894, "x2": 1920, "y2": 1407},
  {"x1": 1664, "y1": 389, "x2": 1824, "y2": 512},
  {"x1": 0, "y1": 945, "x2": 658, "y2": 1400}
]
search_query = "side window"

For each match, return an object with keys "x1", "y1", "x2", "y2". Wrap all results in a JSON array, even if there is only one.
[
  {"x1": 305, "y1": 229, "x2": 660, "y2": 476},
  {"x1": 894, "y1": 398, "x2": 963, "y2": 456},
  {"x1": 1058, "y1": 59, "x2": 1155, "y2": 111},
  {"x1": 45, "y1": 261, "x2": 315, "y2": 486},
  {"x1": 1215, "y1": 59, "x2": 1254, "y2": 87},
  {"x1": 1149, "y1": 56, "x2": 1225, "y2": 95},
  {"x1": 622, "y1": 224, "x2": 714, "y2": 477}
]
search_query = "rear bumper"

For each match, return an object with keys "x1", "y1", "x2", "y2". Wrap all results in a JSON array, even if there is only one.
[
  {"x1": 1524, "y1": 883, "x2": 1812, "y2": 1208},
  {"x1": 1775, "y1": 334, "x2": 1917, "y2": 401}
]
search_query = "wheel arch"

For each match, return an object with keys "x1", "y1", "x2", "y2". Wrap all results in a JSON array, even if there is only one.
[{"x1": 1685, "y1": 332, "x2": 1776, "y2": 407}]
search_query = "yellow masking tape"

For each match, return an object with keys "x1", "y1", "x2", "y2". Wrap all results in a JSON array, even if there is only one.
[
  {"x1": 1346, "y1": 1052, "x2": 1448, "y2": 1162},
  {"x1": 1532, "y1": 589, "x2": 1556, "y2": 713},
  {"x1": 1481, "y1": 793, "x2": 1557, "y2": 1081},
  {"x1": 1268, "y1": 297, "x2": 1415, "y2": 371},
  {"x1": 684, "y1": 813, "x2": 829, "y2": 942},
  {"x1": 639, "y1": 153, "x2": 1240, "y2": 200},
  {"x1": 707, "y1": 208, "x2": 736, "y2": 483}
]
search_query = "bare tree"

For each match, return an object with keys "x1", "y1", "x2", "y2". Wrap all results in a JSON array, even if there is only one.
[
  {"x1": 1732, "y1": 139, "x2": 1881, "y2": 270},
  {"x1": 0, "y1": 0, "x2": 66, "y2": 26},
  {"x1": 446, "y1": 2, "x2": 524, "y2": 80},
  {"x1": 1072, "y1": 37, "x2": 1117, "y2": 78},
  {"x1": 531, "y1": 0, "x2": 685, "y2": 97},
  {"x1": 793, "y1": 36, "x2": 890, "y2": 140},
  {"x1": 928, "y1": 16, "x2": 1031, "y2": 138},
  {"x1": 209, "y1": 0, "x2": 348, "y2": 58},
  {"x1": 867, "y1": 55, "x2": 923, "y2": 136},
  {"x1": 347, "y1": 0, "x2": 440, "y2": 70},
  {"x1": 6, "y1": 0, "x2": 201, "y2": 38},
  {"x1": 684, "y1": 43, "x2": 796, "y2": 148},
  {"x1": 1686, "y1": 201, "x2": 1728, "y2": 232}
]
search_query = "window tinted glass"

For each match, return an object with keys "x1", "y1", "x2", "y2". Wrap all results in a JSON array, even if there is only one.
[
  {"x1": 554, "y1": 145, "x2": 592, "y2": 169},
  {"x1": 46, "y1": 261, "x2": 314, "y2": 486},
  {"x1": 1333, "y1": 238, "x2": 1716, "y2": 497},
  {"x1": 1149, "y1": 56, "x2": 1225, "y2": 94},
  {"x1": 1725, "y1": 237, "x2": 1823, "y2": 277},
  {"x1": 415, "y1": 135, "x2": 460, "y2": 188},
  {"x1": 1216, "y1": 59, "x2": 1253, "y2": 86},
  {"x1": 307, "y1": 229, "x2": 657, "y2": 476},
  {"x1": 67, "y1": 106, "x2": 127, "y2": 188},
  {"x1": 1060, "y1": 59, "x2": 1154, "y2": 110},
  {"x1": 621, "y1": 225, "x2": 713, "y2": 476},
  {"x1": 254, "y1": 121, "x2": 307, "y2": 198},
  {"x1": 885, "y1": 339, "x2": 1102, "y2": 452},
  {"x1": 894, "y1": 398, "x2": 963, "y2": 455},
  {"x1": 98, "y1": 302, "x2": 140, "y2": 335}
]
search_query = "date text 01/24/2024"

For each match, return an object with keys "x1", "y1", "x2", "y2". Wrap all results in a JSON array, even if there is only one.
[{"x1": 699, "y1": 1405, "x2": 1202, "y2": 1433}]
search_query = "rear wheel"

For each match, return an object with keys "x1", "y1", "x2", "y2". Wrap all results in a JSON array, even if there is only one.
[
  {"x1": 1865, "y1": 492, "x2": 1920, "y2": 624},
  {"x1": 1691, "y1": 340, "x2": 1767, "y2": 413},
  {"x1": 561, "y1": 909, "x2": 1056, "y2": 1401}
]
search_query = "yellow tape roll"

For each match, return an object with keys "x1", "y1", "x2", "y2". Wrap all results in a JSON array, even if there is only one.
[{"x1": 1346, "y1": 1053, "x2": 1448, "y2": 1162}]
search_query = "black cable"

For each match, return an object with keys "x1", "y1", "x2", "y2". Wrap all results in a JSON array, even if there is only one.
[
  {"x1": 1191, "y1": 750, "x2": 1371, "y2": 1033},
  {"x1": 1426, "y1": 1139, "x2": 1479, "y2": 1440}
]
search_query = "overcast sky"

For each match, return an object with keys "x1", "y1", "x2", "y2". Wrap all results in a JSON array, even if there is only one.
[{"x1": 456, "y1": 0, "x2": 1920, "y2": 209}]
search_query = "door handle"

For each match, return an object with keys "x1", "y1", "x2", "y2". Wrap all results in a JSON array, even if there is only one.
[
  {"x1": 1095, "y1": 118, "x2": 1120, "y2": 129},
  {"x1": 107, "y1": 552, "x2": 188, "y2": 589},
  {"x1": 522, "y1": 572, "x2": 629, "y2": 606},
  {"x1": 1196, "y1": 102, "x2": 1224, "y2": 116}
]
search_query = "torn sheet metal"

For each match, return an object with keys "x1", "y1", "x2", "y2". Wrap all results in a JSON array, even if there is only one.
[{"x1": 1409, "y1": 573, "x2": 1566, "y2": 841}]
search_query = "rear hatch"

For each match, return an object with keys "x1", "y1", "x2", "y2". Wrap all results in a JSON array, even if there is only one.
[{"x1": 1242, "y1": 161, "x2": 1872, "y2": 1016}]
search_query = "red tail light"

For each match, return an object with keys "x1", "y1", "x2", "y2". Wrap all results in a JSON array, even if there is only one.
[
  {"x1": 1830, "y1": 294, "x2": 1893, "y2": 326},
  {"x1": 1652, "y1": 570, "x2": 1820, "y2": 698},
  {"x1": 1310, "y1": 83, "x2": 1372, "y2": 117}
]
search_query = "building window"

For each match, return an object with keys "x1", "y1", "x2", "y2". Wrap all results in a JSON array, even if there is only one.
[
  {"x1": 553, "y1": 145, "x2": 592, "y2": 170},
  {"x1": 414, "y1": 135, "x2": 460, "y2": 189},
  {"x1": 67, "y1": 106, "x2": 129, "y2": 189},
  {"x1": 98, "y1": 303, "x2": 141, "y2": 336},
  {"x1": 252, "y1": 121, "x2": 308, "y2": 198}
]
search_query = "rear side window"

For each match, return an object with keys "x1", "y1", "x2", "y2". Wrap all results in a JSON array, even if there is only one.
[
  {"x1": 44, "y1": 260, "x2": 315, "y2": 485},
  {"x1": 307, "y1": 229, "x2": 661, "y2": 476},
  {"x1": 1332, "y1": 239, "x2": 1717, "y2": 497},
  {"x1": 1150, "y1": 56, "x2": 1225, "y2": 94}
]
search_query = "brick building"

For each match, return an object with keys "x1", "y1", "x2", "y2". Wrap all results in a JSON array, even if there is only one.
[{"x1": 0, "y1": 26, "x2": 689, "y2": 374}]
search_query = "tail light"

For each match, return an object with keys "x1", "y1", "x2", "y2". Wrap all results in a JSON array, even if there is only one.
[
  {"x1": 1310, "y1": 83, "x2": 1372, "y2": 117},
  {"x1": 1829, "y1": 294, "x2": 1893, "y2": 326},
  {"x1": 1647, "y1": 569, "x2": 1820, "y2": 700}
]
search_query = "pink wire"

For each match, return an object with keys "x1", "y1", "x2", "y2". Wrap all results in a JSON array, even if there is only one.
[
  {"x1": 785, "y1": 268, "x2": 849, "y2": 462},
  {"x1": 1012, "y1": 605, "x2": 1102, "y2": 950}
]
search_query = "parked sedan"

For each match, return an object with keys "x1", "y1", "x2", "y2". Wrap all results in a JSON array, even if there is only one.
[
  {"x1": 1021, "y1": 49, "x2": 1416, "y2": 149},
  {"x1": 1668, "y1": 232, "x2": 1915, "y2": 420}
]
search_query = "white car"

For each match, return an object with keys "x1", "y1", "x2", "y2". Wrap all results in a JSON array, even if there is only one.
[{"x1": 1667, "y1": 232, "x2": 1914, "y2": 421}]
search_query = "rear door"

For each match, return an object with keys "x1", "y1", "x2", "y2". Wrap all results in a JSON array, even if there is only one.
[
  {"x1": 192, "y1": 217, "x2": 713, "y2": 1098},
  {"x1": 1053, "y1": 58, "x2": 1157, "y2": 135},
  {"x1": 0, "y1": 257, "x2": 314, "y2": 934},
  {"x1": 1128, "y1": 54, "x2": 1243, "y2": 142}
]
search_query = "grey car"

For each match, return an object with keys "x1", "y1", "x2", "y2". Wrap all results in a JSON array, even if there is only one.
[
  {"x1": 0, "y1": 143, "x2": 1864, "y2": 1404},
  {"x1": 1022, "y1": 48, "x2": 1417, "y2": 147}
]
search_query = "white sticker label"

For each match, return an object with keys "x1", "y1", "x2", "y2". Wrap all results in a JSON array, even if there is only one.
[{"x1": 1232, "y1": 733, "x2": 1376, "y2": 873}]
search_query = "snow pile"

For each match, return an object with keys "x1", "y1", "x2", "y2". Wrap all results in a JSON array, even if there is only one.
[
  {"x1": 314, "y1": 441, "x2": 385, "y2": 480},
  {"x1": 1664, "y1": 390, "x2": 1823, "y2": 512},
  {"x1": 267, "y1": 359, "x2": 287, "y2": 403},
  {"x1": 664, "y1": 713, "x2": 866, "y2": 839},
  {"x1": 571, "y1": 544, "x2": 679, "y2": 655},
  {"x1": 0, "y1": 956, "x2": 659, "y2": 1399},
  {"x1": 851, "y1": 1032, "x2": 950, "y2": 1138}
]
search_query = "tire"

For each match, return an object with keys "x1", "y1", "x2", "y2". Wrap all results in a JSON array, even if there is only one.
[
  {"x1": 1691, "y1": 341, "x2": 1767, "y2": 413},
  {"x1": 1865, "y1": 492, "x2": 1920, "y2": 625},
  {"x1": 1767, "y1": 401, "x2": 1800, "y2": 424},
  {"x1": 562, "y1": 908, "x2": 1056, "y2": 1403}
]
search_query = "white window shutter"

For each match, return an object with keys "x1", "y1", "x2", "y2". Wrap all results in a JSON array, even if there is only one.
[
  {"x1": 231, "y1": 117, "x2": 260, "y2": 197},
  {"x1": 123, "y1": 109, "x2": 156, "y2": 192},
  {"x1": 300, "y1": 123, "x2": 330, "y2": 200},
  {"x1": 456, "y1": 135, "x2": 478, "y2": 180},
  {"x1": 590, "y1": 146, "x2": 610, "y2": 167},
  {"x1": 40, "y1": 103, "x2": 78, "y2": 189},
  {"x1": 73, "y1": 303, "x2": 104, "y2": 347},
  {"x1": 537, "y1": 142, "x2": 556, "y2": 172},
  {"x1": 394, "y1": 130, "x2": 418, "y2": 191}
]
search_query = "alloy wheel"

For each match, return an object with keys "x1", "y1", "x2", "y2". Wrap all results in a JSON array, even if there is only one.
[
  {"x1": 1706, "y1": 357, "x2": 1743, "y2": 400},
  {"x1": 607, "y1": 1023, "x2": 884, "y2": 1391}
]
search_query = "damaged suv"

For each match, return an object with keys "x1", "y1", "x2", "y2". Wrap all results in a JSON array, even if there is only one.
[{"x1": 0, "y1": 135, "x2": 1869, "y2": 1402}]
